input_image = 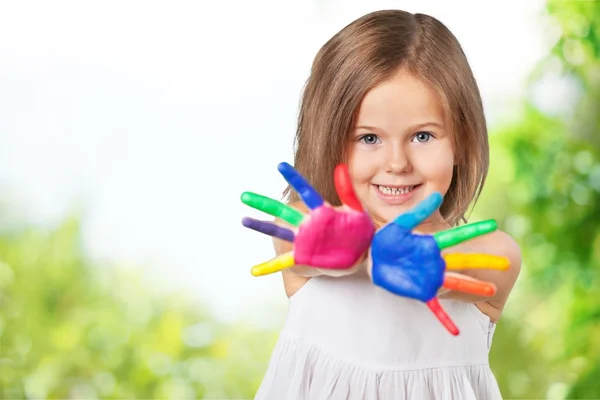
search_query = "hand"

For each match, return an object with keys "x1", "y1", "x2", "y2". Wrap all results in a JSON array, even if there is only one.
[
  {"x1": 369, "y1": 193, "x2": 510, "y2": 336},
  {"x1": 240, "y1": 162, "x2": 375, "y2": 276}
]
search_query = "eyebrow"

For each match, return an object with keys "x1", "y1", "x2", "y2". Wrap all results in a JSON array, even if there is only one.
[
  {"x1": 413, "y1": 122, "x2": 445, "y2": 130},
  {"x1": 354, "y1": 125, "x2": 378, "y2": 131},
  {"x1": 355, "y1": 122, "x2": 445, "y2": 131}
]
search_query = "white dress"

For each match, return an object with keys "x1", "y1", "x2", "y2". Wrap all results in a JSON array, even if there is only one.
[{"x1": 254, "y1": 270, "x2": 503, "y2": 400}]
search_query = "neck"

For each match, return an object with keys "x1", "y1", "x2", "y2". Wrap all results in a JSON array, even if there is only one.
[
  {"x1": 412, "y1": 216, "x2": 452, "y2": 235},
  {"x1": 372, "y1": 211, "x2": 450, "y2": 234}
]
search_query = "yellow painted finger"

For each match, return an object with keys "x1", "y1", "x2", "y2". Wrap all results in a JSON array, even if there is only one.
[
  {"x1": 443, "y1": 253, "x2": 509, "y2": 271},
  {"x1": 251, "y1": 252, "x2": 295, "y2": 276}
]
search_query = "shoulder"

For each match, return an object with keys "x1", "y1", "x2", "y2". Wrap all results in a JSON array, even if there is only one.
[
  {"x1": 478, "y1": 229, "x2": 523, "y2": 312},
  {"x1": 463, "y1": 227, "x2": 523, "y2": 309},
  {"x1": 473, "y1": 229, "x2": 522, "y2": 272},
  {"x1": 457, "y1": 226, "x2": 522, "y2": 279},
  {"x1": 289, "y1": 200, "x2": 309, "y2": 214}
]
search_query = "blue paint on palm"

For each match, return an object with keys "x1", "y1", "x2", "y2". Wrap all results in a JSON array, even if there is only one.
[
  {"x1": 370, "y1": 192, "x2": 446, "y2": 303},
  {"x1": 371, "y1": 223, "x2": 445, "y2": 302}
]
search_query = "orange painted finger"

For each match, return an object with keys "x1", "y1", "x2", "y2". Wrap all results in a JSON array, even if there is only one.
[
  {"x1": 443, "y1": 253, "x2": 509, "y2": 271},
  {"x1": 250, "y1": 252, "x2": 295, "y2": 276},
  {"x1": 443, "y1": 275, "x2": 497, "y2": 297}
]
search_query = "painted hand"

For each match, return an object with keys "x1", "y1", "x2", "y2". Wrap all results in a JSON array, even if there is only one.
[
  {"x1": 240, "y1": 162, "x2": 375, "y2": 276},
  {"x1": 370, "y1": 193, "x2": 510, "y2": 336}
]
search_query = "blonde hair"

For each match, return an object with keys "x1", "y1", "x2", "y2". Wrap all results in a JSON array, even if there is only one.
[{"x1": 284, "y1": 9, "x2": 489, "y2": 226}]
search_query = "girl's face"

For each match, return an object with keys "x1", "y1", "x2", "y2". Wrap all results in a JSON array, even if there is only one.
[{"x1": 347, "y1": 69, "x2": 455, "y2": 230}]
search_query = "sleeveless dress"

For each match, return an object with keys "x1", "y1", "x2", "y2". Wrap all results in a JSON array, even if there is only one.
[{"x1": 254, "y1": 270, "x2": 503, "y2": 400}]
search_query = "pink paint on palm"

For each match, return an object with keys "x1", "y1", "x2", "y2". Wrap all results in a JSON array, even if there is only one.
[{"x1": 294, "y1": 205, "x2": 374, "y2": 268}]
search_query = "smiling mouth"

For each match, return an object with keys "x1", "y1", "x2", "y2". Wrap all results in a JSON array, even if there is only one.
[{"x1": 375, "y1": 184, "x2": 421, "y2": 195}]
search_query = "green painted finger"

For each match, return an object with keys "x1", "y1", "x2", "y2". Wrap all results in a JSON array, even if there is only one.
[
  {"x1": 240, "y1": 192, "x2": 305, "y2": 226},
  {"x1": 433, "y1": 219, "x2": 497, "y2": 249}
]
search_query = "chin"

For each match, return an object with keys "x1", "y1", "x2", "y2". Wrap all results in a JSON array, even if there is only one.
[{"x1": 374, "y1": 205, "x2": 413, "y2": 224}]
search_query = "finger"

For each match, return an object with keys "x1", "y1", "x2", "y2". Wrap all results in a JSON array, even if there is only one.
[
  {"x1": 443, "y1": 254, "x2": 509, "y2": 271},
  {"x1": 240, "y1": 192, "x2": 305, "y2": 226},
  {"x1": 443, "y1": 275, "x2": 497, "y2": 297},
  {"x1": 426, "y1": 298, "x2": 459, "y2": 336},
  {"x1": 250, "y1": 252, "x2": 295, "y2": 277},
  {"x1": 277, "y1": 162, "x2": 324, "y2": 210},
  {"x1": 392, "y1": 192, "x2": 443, "y2": 230},
  {"x1": 241, "y1": 217, "x2": 295, "y2": 242},
  {"x1": 433, "y1": 219, "x2": 497, "y2": 250},
  {"x1": 334, "y1": 164, "x2": 363, "y2": 211}
]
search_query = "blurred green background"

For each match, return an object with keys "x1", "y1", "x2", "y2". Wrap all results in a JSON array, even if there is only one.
[{"x1": 1, "y1": 1, "x2": 599, "y2": 398}]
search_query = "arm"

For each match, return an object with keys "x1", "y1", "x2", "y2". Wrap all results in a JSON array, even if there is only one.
[{"x1": 438, "y1": 230, "x2": 522, "y2": 314}]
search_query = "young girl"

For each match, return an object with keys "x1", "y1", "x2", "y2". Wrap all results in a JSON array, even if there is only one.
[{"x1": 245, "y1": 9, "x2": 521, "y2": 399}]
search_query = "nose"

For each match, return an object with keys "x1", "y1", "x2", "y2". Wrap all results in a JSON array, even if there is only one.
[{"x1": 385, "y1": 145, "x2": 411, "y2": 174}]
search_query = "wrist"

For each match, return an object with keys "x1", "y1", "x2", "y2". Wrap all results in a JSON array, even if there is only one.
[
  {"x1": 316, "y1": 259, "x2": 365, "y2": 277},
  {"x1": 289, "y1": 265, "x2": 324, "y2": 277}
]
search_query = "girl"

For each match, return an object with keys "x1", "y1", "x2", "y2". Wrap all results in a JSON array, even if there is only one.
[{"x1": 244, "y1": 9, "x2": 521, "y2": 400}]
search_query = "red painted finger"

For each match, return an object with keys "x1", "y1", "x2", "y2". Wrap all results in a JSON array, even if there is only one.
[
  {"x1": 334, "y1": 164, "x2": 363, "y2": 211},
  {"x1": 426, "y1": 298, "x2": 459, "y2": 336}
]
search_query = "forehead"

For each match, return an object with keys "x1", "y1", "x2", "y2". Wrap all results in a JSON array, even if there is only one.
[{"x1": 355, "y1": 70, "x2": 446, "y2": 128}]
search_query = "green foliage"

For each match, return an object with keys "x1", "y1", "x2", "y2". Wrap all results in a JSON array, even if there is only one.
[
  {"x1": 0, "y1": 218, "x2": 278, "y2": 399},
  {"x1": 474, "y1": 0, "x2": 600, "y2": 398}
]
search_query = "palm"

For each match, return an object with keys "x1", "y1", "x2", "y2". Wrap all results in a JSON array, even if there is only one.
[
  {"x1": 372, "y1": 226, "x2": 444, "y2": 302},
  {"x1": 370, "y1": 193, "x2": 510, "y2": 335},
  {"x1": 293, "y1": 205, "x2": 373, "y2": 268}
]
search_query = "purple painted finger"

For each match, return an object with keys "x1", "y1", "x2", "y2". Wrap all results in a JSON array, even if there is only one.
[{"x1": 242, "y1": 217, "x2": 295, "y2": 242}]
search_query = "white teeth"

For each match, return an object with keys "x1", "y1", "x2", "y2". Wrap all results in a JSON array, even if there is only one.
[{"x1": 377, "y1": 185, "x2": 415, "y2": 195}]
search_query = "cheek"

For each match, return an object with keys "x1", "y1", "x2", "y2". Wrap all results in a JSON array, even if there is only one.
[
  {"x1": 347, "y1": 147, "x2": 370, "y2": 183},
  {"x1": 434, "y1": 159, "x2": 454, "y2": 183},
  {"x1": 416, "y1": 145, "x2": 455, "y2": 183},
  {"x1": 346, "y1": 149, "x2": 373, "y2": 202},
  {"x1": 436, "y1": 153, "x2": 455, "y2": 178}
]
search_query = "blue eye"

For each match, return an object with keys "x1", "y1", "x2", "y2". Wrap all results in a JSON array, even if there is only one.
[
  {"x1": 412, "y1": 132, "x2": 433, "y2": 143},
  {"x1": 359, "y1": 134, "x2": 381, "y2": 145}
]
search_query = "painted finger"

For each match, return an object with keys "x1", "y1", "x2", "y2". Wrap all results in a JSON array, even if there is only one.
[
  {"x1": 443, "y1": 254, "x2": 509, "y2": 271},
  {"x1": 443, "y1": 275, "x2": 497, "y2": 297},
  {"x1": 250, "y1": 252, "x2": 295, "y2": 276},
  {"x1": 426, "y1": 298, "x2": 459, "y2": 336},
  {"x1": 334, "y1": 164, "x2": 363, "y2": 211},
  {"x1": 277, "y1": 162, "x2": 324, "y2": 210},
  {"x1": 241, "y1": 217, "x2": 295, "y2": 242},
  {"x1": 392, "y1": 192, "x2": 443, "y2": 230},
  {"x1": 241, "y1": 192, "x2": 305, "y2": 226},
  {"x1": 433, "y1": 219, "x2": 497, "y2": 250}
]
